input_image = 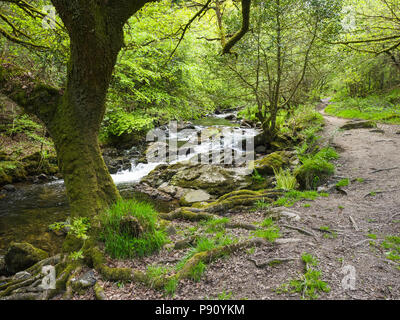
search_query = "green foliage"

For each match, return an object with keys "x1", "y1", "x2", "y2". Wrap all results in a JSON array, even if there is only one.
[
  {"x1": 251, "y1": 218, "x2": 280, "y2": 243},
  {"x1": 382, "y1": 236, "x2": 400, "y2": 264},
  {"x1": 252, "y1": 169, "x2": 266, "y2": 183},
  {"x1": 103, "y1": 110, "x2": 155, "y2": 138},
  {"x1": 217, "y1": 291, "x2": 234, "y2": 300},
  {"x1": 277, "y1": 253, "x2": 330, "y2": 300},
  {"x1": 99, "y1": 199, "x2": 167, "y2": 258},
  {"x1": 274, "y1": 190, "x2": 328, "y2": 207},
  {"x1": 274, "y1": 168, "x2": 298, "y2": 191},
  {"x1": 200, "y1": 218, "x2": 230, "y2": 234},
  {"x1": 254, "y1": 198, "x2": 271, "y2": 210},
  {"x1": 295, "y1": 147, "x2": 337, "y2": 190},
  {"x1": 326, "y1": 90, "x2": 400, "y2": 124},
  {"x1": 188, "y1": 261, "x2": 207, "y2": 282},
  {"x1": 336, "y1": 178, "x2": 350, "y2": 188}
]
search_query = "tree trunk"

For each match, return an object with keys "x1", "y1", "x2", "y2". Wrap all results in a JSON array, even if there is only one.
[{"x1": 1, "y1": 0, "x2": 153, "y2": 218}]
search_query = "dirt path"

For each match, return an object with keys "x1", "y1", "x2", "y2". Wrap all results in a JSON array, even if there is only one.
[{"x1": 93, "y1": 106, "x2": 400, "y2": 300}]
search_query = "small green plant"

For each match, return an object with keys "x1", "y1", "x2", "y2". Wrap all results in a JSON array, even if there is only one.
[
  {"x1": 201, "y1": 218, "x2": 230, "y2": 233},
  {"x1": 367, "y1": 233, "x2": 377, "y2": 240},
  {"x1": 164, "y1": 278, "x2": 179, "y2": 296},
  {"x1": 146, "y1": 265, "x2": 170, "y2": 288},
  {"x1": 320, "y1": 226, "x2": 337, "y2": 239},
  {"x1": 356, "y1": 178, "x2": 365, "y2": 183},
  {"x1": 252, "y1": 219, "x2": 280, "y2": 242},
  {"x1": 338, "y1": 205, "x2": 344, "y2": 210},
  {"x1": 277, "y1": 253, "x2": 330, "y2": 300},
  {"x1": 382, "y1": 236, "x2": 400, "y2": 264},
  {"x1": 254, "y1": 198, "x2": 271, "y2": 210},
  {"x1": 69, "y1": 249, "x2": 84, "y2": 261},
  {"x1": 274, "y1": 190, "x2": 328, "y2": 207},
  {"x1": 369, "y1": 191, "x2": 377, "y2": 197},
  {"x1": 252, "y1": 168, "x2": 265, "y2": 183},
  {"x1": 217, "y1": 290, "x2": 233, "y2": 300},
  {"x1": 274, "y1": 168, "x2": 298, "y2": 191},
  {"x1": 336, "y1": 178, "x2": 350, "y2": 188},
  {"x1": 189, "y1": 261, "x2": 207, "y2": 282}
]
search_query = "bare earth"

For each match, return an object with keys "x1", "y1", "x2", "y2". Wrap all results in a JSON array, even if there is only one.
[{"x1": 74, "y1": 110, "x2": 400, "y2": 300}]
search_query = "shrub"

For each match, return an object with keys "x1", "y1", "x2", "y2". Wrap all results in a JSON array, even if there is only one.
[
  {"x1": 295, "y1": 147, "x2": 338, "y2": 190},
  {"x1": 295, "y1": 157, "x2": 334, "y2": 190},
  {"x1": 99, "y1": 199, "x2": 167, "y2": 258}
]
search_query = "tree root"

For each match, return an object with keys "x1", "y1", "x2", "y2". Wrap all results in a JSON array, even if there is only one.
[
  {"x1": 174, "y1": 238, "x2": 269, "y2": 281},
  {"x1": 159, "y1": 208, "x2": 215, "y2": 222},
  {"x1": 0, "y1": 254, "x2": 63, "y2": 300},
  {"x1": 248, "y1": 257, "x2": 296, "y2": 268}
]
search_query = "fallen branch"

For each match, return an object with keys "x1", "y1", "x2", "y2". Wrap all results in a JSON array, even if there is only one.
[
  {"x1": 282, "y1": 224, "x2": 316, "y2": 238},
  {"x1": 370, "y1": 167, "x2": 399, "y2": 174},
  {"x1": 349, "y1": 216, "x2": 359, "y2": 231}
]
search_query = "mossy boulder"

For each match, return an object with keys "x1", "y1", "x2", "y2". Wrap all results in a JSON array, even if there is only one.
[
  {"x1": 0, "y1": 161, "x2": 27, "y2": 186},
  {"x1": 252, "y1": 151, "x2": 292, "y2": 175},
  {"x1": 340, "y1": 120, "x2": 377, "y2": 130},
  {"x1": 4, "y1": 242, "x2": 49, "y2": 274},
  {"x1": 21, "y1": 152, "x2": 58, "y2": 176}
]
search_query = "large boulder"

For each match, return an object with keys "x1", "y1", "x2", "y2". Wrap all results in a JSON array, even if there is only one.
[
  {"x1": 252, "y1": 151, "x2": 292, "y2": 175},
  {"x1": 4, "y1": 242, "x2": 49, "y2": 274},
  {"x1": 141, "y1": 162, "x2": 252, "y2": 197}
]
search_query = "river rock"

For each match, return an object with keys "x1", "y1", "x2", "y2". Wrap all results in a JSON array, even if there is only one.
[
  {"x1": 71, "y1": 270, "x2": 97, "y2": 293},
  {"x1": 3, "y1": 184, "x2": 16, "y2": 192},
  {"x1": 182, "y1": 189, "x2": 211, "y2": 204},
  {"x1": 340, "y1": 120, "x2": 377, "y2": 130},
  {"x1": 5, "y1": 242, "x2": 49, "y2": 274}
]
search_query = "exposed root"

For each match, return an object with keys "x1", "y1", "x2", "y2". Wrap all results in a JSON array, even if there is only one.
[
  {"x1": 159, "y1": 208, "x2": 215, "y2": 222},
  {"x1": 0, "y1": 254, "x2": 62, "y2": 300},
  {"x1": 202, "y1": 190, "x2": 282, "y2": 214},
  {"x1": 248, "y1": 257, "x2": 296, "y2": 268},
  {"x1": 174, "y1": 238, "x2": 269, "y2": 280}
]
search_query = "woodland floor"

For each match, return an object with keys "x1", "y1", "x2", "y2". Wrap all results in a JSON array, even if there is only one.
[{"x1": 68, "y1": 106, "x2": 400, "y2": 300}]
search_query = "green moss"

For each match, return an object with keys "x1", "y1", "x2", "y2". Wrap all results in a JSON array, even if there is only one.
[
  {"x1": 0, "y1": 161, "x2": 27, "y2": 185},
  {"x1": 252, "y1": 152, "x2": 291, "y2": 175},
  {"x1": 4, "y1": 242, "x2": 49, "y2": 274}
]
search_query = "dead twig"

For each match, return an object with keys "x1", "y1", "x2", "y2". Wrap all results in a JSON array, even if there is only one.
[{"x1": 349, "y1": 216, "x2": 359, "y2": 231}]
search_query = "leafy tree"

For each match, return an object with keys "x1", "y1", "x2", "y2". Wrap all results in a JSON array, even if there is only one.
[
  {"x1": 224, "y1": 0, "x2": 342, "y2": 142},
  {"x1": 0, "y1": 0, "x2": 250, "y2": 219}
]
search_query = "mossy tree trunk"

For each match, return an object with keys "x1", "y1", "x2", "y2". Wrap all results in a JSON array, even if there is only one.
[{"x1": 0, "y1": 0, "x2": 152, "y2": 218}]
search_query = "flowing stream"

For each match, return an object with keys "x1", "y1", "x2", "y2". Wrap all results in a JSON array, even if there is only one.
[{"x1": 0, "y1": 114, "x2": 259, "y2": 255}]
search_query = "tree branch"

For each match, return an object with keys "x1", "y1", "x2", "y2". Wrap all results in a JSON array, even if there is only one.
[{"x1": 222, "y1": 0, "x2": 251, "y2": 54}]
